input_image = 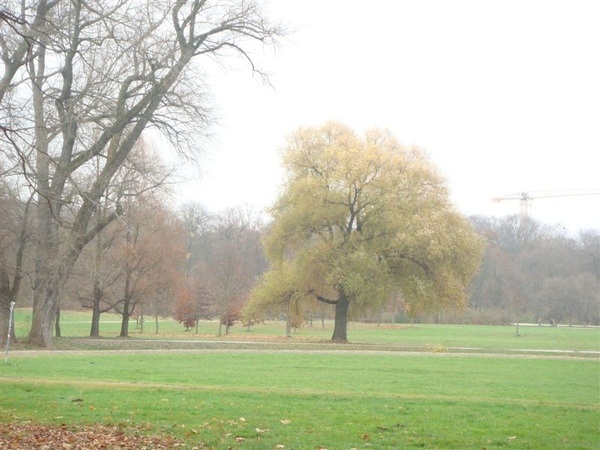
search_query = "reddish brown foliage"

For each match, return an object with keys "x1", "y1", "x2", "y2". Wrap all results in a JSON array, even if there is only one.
[
  {"x1": 173, "y1": 285, "x2": 198, "y2": 330},
  {"x1": 0, "y1": 423, "x2": 184, "y2": 449}
]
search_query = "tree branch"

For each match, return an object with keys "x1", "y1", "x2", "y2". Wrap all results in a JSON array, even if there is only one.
[{"x1": 310, "y1": 290, "x2": 338, "y2": 305}]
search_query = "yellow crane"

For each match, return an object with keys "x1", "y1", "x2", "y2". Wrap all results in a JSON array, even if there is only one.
[{"x1": 492, "y1": 189, "x2": 600, "y2": 218}]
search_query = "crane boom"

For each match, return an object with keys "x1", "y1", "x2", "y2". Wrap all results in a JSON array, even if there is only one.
[{"x1": 492, "y1": 189, "x2": 600, "y2": 218}]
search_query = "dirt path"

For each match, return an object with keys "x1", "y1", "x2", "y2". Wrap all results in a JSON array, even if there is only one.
[{"x1": 6, "y1": 342, "x2": 598, "y2": 360}]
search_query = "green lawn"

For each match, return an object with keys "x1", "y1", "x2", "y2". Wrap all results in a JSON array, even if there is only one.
[
  {"x1": 3, "y1": 310, "x2": 599, "y2": 448},
  {"x1": 1, "y1": 350, "x2": 599, "y2": 448}
]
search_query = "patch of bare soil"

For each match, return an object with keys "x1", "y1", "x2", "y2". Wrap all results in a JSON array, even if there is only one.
[{"x1": 0, "y1": 423, "x2": 185, "y2": 449}]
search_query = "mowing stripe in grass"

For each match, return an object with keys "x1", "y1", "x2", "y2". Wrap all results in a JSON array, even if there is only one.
[
  {"x1": 1, "y1": 376, "x2": 597, "y2": 411},
  {"x1": 3, "y1": 352, "x2": 597, "y2": 404}
]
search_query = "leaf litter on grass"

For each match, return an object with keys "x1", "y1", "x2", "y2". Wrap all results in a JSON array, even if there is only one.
[{"x1": 0, "y1": 423, "x2": 186, "y2": 449}]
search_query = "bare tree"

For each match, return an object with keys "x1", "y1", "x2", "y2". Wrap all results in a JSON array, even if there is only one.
[
  {"x1": 196, "y1": 206, "x2": 266, "y2": 335},
  {"x1": 71, "y1": 191, "x2": 186, "y2": 338},
  {"x1": 0, "y1": 1, "x2": 60, "y2": 106},
  {"x1": 0, "y1": 1, "x2": 284, "y2": 346},
  {"x1": 180, "y1": 201, "x2": 213, "y2": 274},
  {"x1": 116, "y1": 204, "x2": 181, "y2": 337}
]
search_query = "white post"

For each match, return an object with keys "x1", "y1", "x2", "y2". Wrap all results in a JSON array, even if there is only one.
[{"x1": 4, "y1": 301, "x2": 16, "y2": 363}]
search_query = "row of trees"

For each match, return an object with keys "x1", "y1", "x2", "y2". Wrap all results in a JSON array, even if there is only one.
[
  {"x1": 0, "y1": 0, "x2": 283, "y2": 347},
  {"x1": 1, "y1": 160, "x2": 267, "y2": 342},
  {"x1": 3, "y1": 116, "x2": 598, "y2": 346},
  {"x1": 470, "y1": 216, "x2": 599, "y2": 327},
  {"x1": 2, "y1": 152, "x2": 598, "y2": 346},
  {"x1": 175, "y1": 203, "x2": 266, "y2": 336},
  {"x1": 67, "y1": 198, "x2": 265, "y2": 338}
]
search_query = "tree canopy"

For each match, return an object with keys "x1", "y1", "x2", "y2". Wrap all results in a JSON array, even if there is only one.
[{"x1": 245, "y1": 122, "x2": 484, "y2": 342}]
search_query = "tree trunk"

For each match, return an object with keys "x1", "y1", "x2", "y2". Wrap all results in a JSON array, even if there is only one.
[
  {"x1": 28, "y1": 284, "x2": 60, "y2": 347},
  {"x1": 27, "y1": 40, "x2": 56, "y2": 349},
  {"x1": 90, "y1": 222, "x2": 103, "y2": 338},
  {"x1": 120, "y1": 296, "x2": 130, "y2": 338},
  {"x1": 139, "y1": 304, "x2": 144, "y2": 334},
  {"x1": 54, "y1": 307, "x2": 61, "y2": 338},
  {"x1": 120, "y1": 268, "x2": 132, "y2": 338},
  {"x1": 0, "y1": 196, "x2": 29, "y2": 346},
  {"x1": 120, "y1": 310, "x2": 130, "y2": 337},
  {"x1": 120, "y1": 229, "x2": 133, "y2": 338},
  {"x1": 90, "y1": 291, "x2": 101, "y2": 337},
  {"x1": 331, "y1": 292, "x2": 350, "y2": 343}
]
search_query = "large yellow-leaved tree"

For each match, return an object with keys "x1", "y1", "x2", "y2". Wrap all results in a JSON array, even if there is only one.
[{"x1": 245, "y1": 122, "x2": 483, "y2": 342}]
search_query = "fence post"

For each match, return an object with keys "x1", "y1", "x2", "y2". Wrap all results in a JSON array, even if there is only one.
[{"x1": 4, "y1": 301, "x2": 16, "y2": 363}]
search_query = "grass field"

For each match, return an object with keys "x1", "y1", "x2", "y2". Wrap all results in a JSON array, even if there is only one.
[{"x1": 2, "y1": 310, "x2": 599, "y2": 449}]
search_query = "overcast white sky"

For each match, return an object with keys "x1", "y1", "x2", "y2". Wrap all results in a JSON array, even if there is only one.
[{"x1": 171, "y1": 0, "x2": 600, "y2": 232}]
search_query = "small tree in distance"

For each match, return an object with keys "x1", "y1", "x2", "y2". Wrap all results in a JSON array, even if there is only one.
[
  {"x1": 173, "y1": 286, "x2": 197, "y2": 331},
  {"x1": 220, "y1": 296, "x2": 245, "y2": 336}
]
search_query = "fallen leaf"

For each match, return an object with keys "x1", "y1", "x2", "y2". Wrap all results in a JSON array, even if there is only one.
[
  {"x1": 255, "y1": 428, "x2": 268, "y2": 433},
  {"x1": 280, "y1": 419, "x2": 291, "y2": 425},
  {"x1": 0, "y1": 423, "x2": 185, "y2": 449}
]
